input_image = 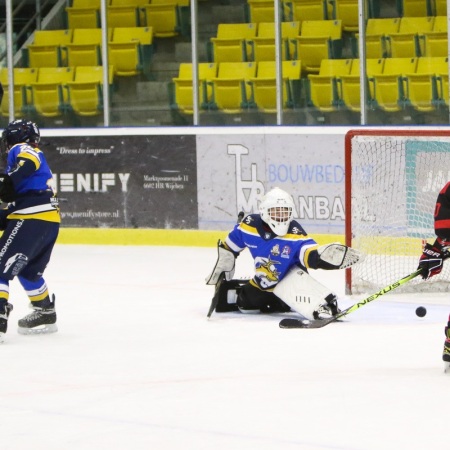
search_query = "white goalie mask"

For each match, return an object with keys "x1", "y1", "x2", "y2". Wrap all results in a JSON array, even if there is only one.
[{"x1": 259, "y1": 187, "x2": 295, "y2": 236}]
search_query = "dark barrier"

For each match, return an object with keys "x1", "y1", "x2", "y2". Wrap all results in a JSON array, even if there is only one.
[{"x1": 44, "y1": 134, "x2": 197, "y2": 228}]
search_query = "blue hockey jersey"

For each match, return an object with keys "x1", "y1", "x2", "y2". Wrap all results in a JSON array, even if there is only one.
[
  {"x1": 225, "y1": 214, "x2": 318, "y2": 291},
  {"x1": 4, "y1": 142, "x2": 60, "y2": 223}
]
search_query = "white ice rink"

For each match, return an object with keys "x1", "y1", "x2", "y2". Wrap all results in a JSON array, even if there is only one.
[{"x1": 2, "y1": 243, "x2": 450, "y2": 450}]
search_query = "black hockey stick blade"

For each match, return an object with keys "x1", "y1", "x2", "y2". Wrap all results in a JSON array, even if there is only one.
[
  {"x1": 207, "y1": 272, "x2": 225, "y2": 318},
  {"x1": 279, "y1": 268, "x2": 425, "y2": 329}
]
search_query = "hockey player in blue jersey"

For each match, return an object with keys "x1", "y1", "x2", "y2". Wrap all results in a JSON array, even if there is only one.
[
  {"x1": 0, "y1": 119, "x2": 60, "y2": 342},
  {"x1": 206, "y1": 187, "x2": 362, "y2": 319}
]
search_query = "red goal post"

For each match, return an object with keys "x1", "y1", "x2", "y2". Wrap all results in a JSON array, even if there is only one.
[{"x1": 345, "y1": 128, "x2": 450, "y2": 294}]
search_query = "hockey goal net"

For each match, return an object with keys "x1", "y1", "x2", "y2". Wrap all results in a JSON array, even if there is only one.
[{"x1": 345, "y1": 129, "x2": 450, "y2": 294}]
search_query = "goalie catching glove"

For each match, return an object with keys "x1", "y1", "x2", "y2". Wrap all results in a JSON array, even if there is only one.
[
  {"x1": 419, "y1": 238, "x2": 450, "y2": 280},
  {"x1": 316, "y1": 243, "x2": 363, "y2": 270},
  {"x1": 205, "y1": 240, "x2": 238, "y2": 285}
]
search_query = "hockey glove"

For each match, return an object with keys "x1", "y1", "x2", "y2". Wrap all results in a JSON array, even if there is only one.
[
  {"x1": 205, "y1": 240, "x2": 238, "y2": 285},
  {"x1": 0, "y1": 174, "x2": 15, "y2": 203},
  {"x1": 418, "y1": 238, "x2": 450, "y2": 280}
]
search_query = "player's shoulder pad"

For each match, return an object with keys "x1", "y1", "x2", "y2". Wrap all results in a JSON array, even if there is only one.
[{"x1": 288, "y1": 219, "x2": 308, "y2": 236}]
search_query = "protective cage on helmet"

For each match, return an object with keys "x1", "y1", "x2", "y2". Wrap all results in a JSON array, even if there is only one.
[
  {"x1": 259, "y1": 187, "x2": 295, "y2": 236},
  {"x1": 2, "y1": 119, "x2": 40, "y2": 149}
]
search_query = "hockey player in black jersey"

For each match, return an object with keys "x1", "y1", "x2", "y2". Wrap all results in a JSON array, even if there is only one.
[
  {"x1": 0, "y1": 119, "x2": 60, "y2": 342},
  {"x1": 418, "y1": 180, "x2": 450, "y2": 369}
]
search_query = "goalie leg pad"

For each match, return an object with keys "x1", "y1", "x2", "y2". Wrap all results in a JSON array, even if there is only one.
[{"x1": 274, "y1": 268, "x2": 338, "y2": 320}]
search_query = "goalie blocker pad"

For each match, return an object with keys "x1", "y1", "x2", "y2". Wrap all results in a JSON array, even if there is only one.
[
  {"x1": 274, "y1": 268, "x2": 336, "y2": 320},
  {"x1": 215, "y1": 279, "x2": 249, "y2": 312}
]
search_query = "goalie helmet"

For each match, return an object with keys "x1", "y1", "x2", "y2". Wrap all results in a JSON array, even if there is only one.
[
  {"x1": 259, "y1": 187, "x2": 295, "y2": 236},
  {"x1": 1, "y1": 119, "x2": 40, "y2": 154}
]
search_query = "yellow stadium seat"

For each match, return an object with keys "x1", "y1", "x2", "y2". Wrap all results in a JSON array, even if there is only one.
[
  {"x1": 172, "y1": 62, "x2": 218, "y2": 113},
  {"x1": 109, "y1": 27, "x2": 153, "y2": 76},
  {"x1": 285, "y1": 0, "x2": 330, "y2": 21},
  {"x1": 0, "y1": 68, "x2": 38, "y2": 117},
  {"x1": 420, "y1": 16, "x2": 448, "y2": 57},
  {"x1": 211, "y1": 23, "x2": 257, "y2": 63},
  {"x1": 307, "y1": 58, "x2": 352, "y2": 112},
  {"x1": 369, "y1": 57, "x2": 418, "y2": 112},
  {"x1": 434, "y1": 0, "x2": 447, "y2": 15},
  {"x1": 66, "y1": 7, "x2": 99, "y2": 29},
  {"x1": 247, "y1": 0, "x2": 275, "y2": 23},
  {"x1": 406, "y1": 57, "x2": 447, "y2": 111},
  {"x1": 248, "y1": 60, "x2": 302, "y2": 112},
  {"x1": 66, "y1": 66, "x2": 114, "y2": 116},
  {"x1": 107, "y1": 6, "x2": 140, "y2": 28},
  {"x1": 332, "y1": 0, "x2": 359, "y2": 33},
  {"x1": 26, "y1": 30, "x2": 73, "y2": 67},
  {"x1": 340, "y1": 58, "x2": 385, "y2": 111},
  {"x1": 210, "y1": 62, "x2": 257, "y2": 113},
  {"x1": 388, "y1": 17, "x2": 434, "y2": 58},
  {"x1": 247, "y1": 22, "x2": 300, "y2": 61},
  {"x1": 140, "y1": 3, "x2": 179, "y2": 38},
  {"x1": 64, "y1": 28, "x2": 112, "y2": 67},
  {"x1": 29, "y1": 67, "x2": 74, "y2": 117},
  {"x1": 400, "y1": 0, "x2": 430, "y2": 16},
  {"x1": 363, "y1": 18, "x2": 400, "y2": 58},
  {"x1": 292, "y1": 19, "x2": 342, "y2": 73},
  {"x1": 72, "y1": 0, "x2": 100, "y2": 6}
]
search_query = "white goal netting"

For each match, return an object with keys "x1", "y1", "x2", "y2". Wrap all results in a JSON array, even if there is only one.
[{"x1": 347, "y1": 131, "x2": 450, "y2": 294}]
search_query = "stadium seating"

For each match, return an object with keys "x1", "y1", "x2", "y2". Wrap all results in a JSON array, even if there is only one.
[
  {"x1": 246, "y1": 0, "x2": 275, "y2": 23},
  {"x1": 140, "y1": 2, "x2": 180, "y2": 38},
  {"x1": 307, "y1": 58, "x2": 352, "y2": 111},
  {"x1": 211, "y1": 23, "x2": 257, "y2": 63},
  {"x1": 248, "y1": 60, "x2": 302, "y2": 111},
  {"x1": 172, "y1": 62, "x2": 218, "y2": 113},
  {"x1": 387, "y1": 17, "x2": 434, "y2": 58},
  {"x1": 331, "y1": 0, "x2": 359, "y2": 33},
  {"x1": 398, "y1": 0, "x2": 431, "y2": 17},
  {"x1": 284, "y1": 0, "x2": 330, "y2": 21},
  {"x1": 64, "y1": 28, "x2": 112, "y2": 67},
  {"x1": 291, "y1": 19, "x2": 343, "y2": 73},
  {"x1": 65, "y1": 66, "x2": 114, "y2": 116},
  {"x1": 108, "y1": 27, "x2": 153, "y2": 76},
  {"x1": 0, "y1": 68, "x2": 38, "y2": 117},
  {"x1": 405, "y1": 56, "x2": 448, "y2": 111},
  {"x1": 108, "y1": 5, "x2": 141, "y2": 28},
  {"x1": 434, "y1": 0, "x2": 447, "y2": 15},
  {"x1": 209, "y1": 62, "x2": 257, "y2": 112},
  {"x1": 364, "y1": 18, "x2": 400, "y2": 59},
  {"x1": 421, "y1": 16, "x2": 448, "y2": 57},
  {"x1": 66, "y1": 0, "x2": 100, "y2": 29},
  {"x1": 28, "y1": 67, "x2": 74, "y2": 117},
  {"x1": 25, "y1": 29, "x2": 73, "y2": 68},
  {"x1": 247, "y1": 22, "x2": 300, "y2": 61},
  {"x1": 369, "y1": 57, "x2": 418, "y2": 112},
  {"x1": 339, "y1": 58, "x2": 385, "y2": 111}
]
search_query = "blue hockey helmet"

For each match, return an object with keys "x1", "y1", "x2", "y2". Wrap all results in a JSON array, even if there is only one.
[{"x1": 1, "y1": 119, "x2": 40, "y2": 152}]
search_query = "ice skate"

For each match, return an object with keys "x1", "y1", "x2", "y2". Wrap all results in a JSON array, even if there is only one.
[
  {"x1": 0, "y1": 302, "x2": 13, "y2": 343},
  {"x1": 18, "y1": 295, "x2": 57, "y2": 335},
  {"x1": 313, "y1": 294, "x2": 341, "y2": 320}
]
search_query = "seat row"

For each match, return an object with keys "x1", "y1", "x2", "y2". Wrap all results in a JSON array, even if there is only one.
[
  {"x1": 66, "y1": 0, "x2": 190, "y2": 37},
  {"x1": 171, "y1": 61, "x2": 303, "y2": 114},
  {"x1": 23, "y1": 27, "x2": 153, "y2": 77},
  {"x1": 307, "y1": 57, "x2": 449, "y2": 113},
  {"x1": 362, "y1": 16, "x2": 448, "y2": 59},
  {"x1": 209, "y1": 20, "x2": 343, "y2": 73},
  {"x1": 0, "y1": 66, "x2": 114, "y2": 118}
]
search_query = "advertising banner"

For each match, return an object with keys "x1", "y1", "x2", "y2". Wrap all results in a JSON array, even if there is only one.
[
  {"x1": 44, "y1": 135, "x2": 197, "y2": 228},
  {"x1": 196, "y1": 132, "x2": 345, "y2": 235}
]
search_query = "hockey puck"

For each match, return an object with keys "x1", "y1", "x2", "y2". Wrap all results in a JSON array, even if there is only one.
[{"x1": 416, "y1": 306, "x2": 427, "y2": 318}]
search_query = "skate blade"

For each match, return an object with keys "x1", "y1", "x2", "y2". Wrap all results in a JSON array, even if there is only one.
[
  {"x1": 445, "y1": 362, "x2": 450, "y2": 374},
  {"x1": 0, "y1": 332, "x2": 4, "y2": 343},
  {"x1": 18, "y1": 323, "x2": 58, "y2": 335}
]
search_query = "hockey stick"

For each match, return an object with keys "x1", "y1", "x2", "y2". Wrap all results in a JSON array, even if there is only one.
[
  {"x1": 279, "y1": 268, "x2": 424, "y2": 329},
  {"x1": 206, "y1": 211, "x2": 245, "y2": 319}
]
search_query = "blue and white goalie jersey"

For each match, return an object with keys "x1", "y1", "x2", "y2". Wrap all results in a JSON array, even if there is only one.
[{"x1": 225, "y1": 214, "x2": 318, "y2": 291}]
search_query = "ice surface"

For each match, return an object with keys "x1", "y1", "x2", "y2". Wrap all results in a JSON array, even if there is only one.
[{"x1": 2, "y1": 244, "x2": 450, "y2": 450}]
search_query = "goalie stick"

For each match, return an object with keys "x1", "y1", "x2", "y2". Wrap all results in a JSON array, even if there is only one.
[
  {"x1": 206, "y1": 211, "x2": 245, "y2": 319},
  {"x1": 279, "y1": 268, "x2": 424, "y2": 329}
]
